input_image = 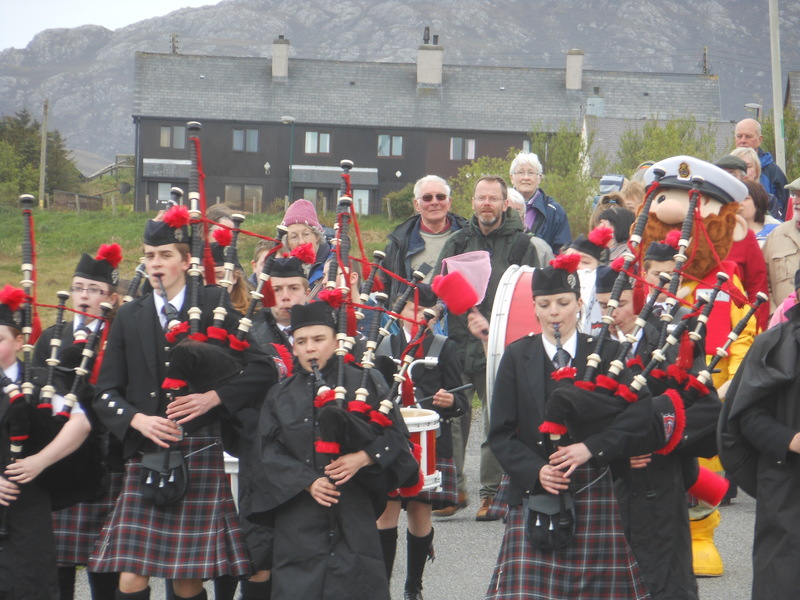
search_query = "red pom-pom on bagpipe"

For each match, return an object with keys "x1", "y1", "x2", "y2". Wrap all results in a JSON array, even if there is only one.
[
  {"x1": 538, "y1": 421, "x2": 568, "y2": 436},
  {"x1": 666, "y1": 363, "x2": 688, "y2": 385},
  {"x1": 314, "y1": 440, "x2": 341, "y2": 455},
  {"x1": 551, "y1": 366, "x2": 577, "y2": 381},
  {"x1": 212, "y1": 227, "x2": 232, "y2": 247},
  {"x1": 550, "y1": 252, "x2": 581, "y2": 272},
  {"x1": 369, "y1": 410, "x2": 393, "y2": 428},
  {"x1": 396, "y1": 442, "x2": 425, "y2": 497},
  {"x1": 163, "y1": 205, "x2": 191, "y2": 228},
  {"x1": 10, "y1": 434, "x2": 29, "y2": 443},
  {"x1": 347, "y1": 400, "x2": 371, "y2": 414},
  {"x1": 95, "y1": 243, "x2": 123, "y2": 268},
  {"x1": 664, "y1": 229, "x2": 681, "y2": 248},
  {"x1": 615, "y1": 384, "x2": 639, "y2": 403},
  {"x1": 206, "y1": 326, "x2": 229, "y2": 342},
  {"x1": 371, "y1": 271, "x2": 385, "y2": 293},
  {"x1": 588, "y1": 225, "x2": 614, "y2": 248},
  {"x1": 431, "y1": 272, "x2": 478, "y2": 315},
  {"x1": 228, "y1": 335, "x2": 250, "y2": 352},
  {"x1": 685, "y1": 374, "x2": 709, "y2": 396},
  {"x1": 261, "y1": 280, "x2": 276, "y2": 308},
  {"x1": 37, "y1": 403, "x2": 53, "y2": 412},
  {"x1": 162, "y1": 377, "x2": 187, "y2": 390},
  {"x1": 317, "y1": 288, "x2": 346, "y2": 309},
  {"x1": 188, "y1": 332, "x2": 208, "y2": 343},
  {"x1": 165, "y1": 321, "x2": 190, "y2": 344},
  {"x1": 626, "y1": 356, "x2": 644, "y2": 370},
  {"x1": 574, "y1": 380, "x2": 597, "y2": 391},
  {"x1": 654, "y1": 388, "x2": 687, "y2": 456},
  {"x1": 271, "y1": 343, "x2": 293, "y2": 378},
  {"x1": 290, "y1": 242, "x2": 316, "y2": 264},
  {"x1": 8, "y1": 391, "x2": 25, "y2": 404},
  {"x1": 595, "y1": 374, "x2": 620, "y2": 393},
  {"x1": 610, "y1": 255, "x2": 627, "y2": 273},
  {"x1": 650, "y1": 368, "x2": 667, "y2": 380},
  {"x1": 344, "y1": 352, "x2": 355, "y2": 364},
  {"x1": 687, "y1": 466, "x2": 730, "y2": 507},
  {"x1": 0, "y1": 285, "x2": 26, "y2": 312},
  {"x1": 314, "y1": 389, "x2": 336, "y2": 408}
]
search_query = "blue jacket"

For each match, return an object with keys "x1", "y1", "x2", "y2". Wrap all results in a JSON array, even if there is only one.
[
  {"x1": 759, "y1": 149, "x2": 789, "y2": 214},
  {"x1": 522, "y1": 188, "x2": 572, "y2": 254}
]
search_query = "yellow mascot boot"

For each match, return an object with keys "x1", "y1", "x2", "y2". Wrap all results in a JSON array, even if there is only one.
[{"x1": 690, "y1": 509, "x2": 723, "y2": 577}]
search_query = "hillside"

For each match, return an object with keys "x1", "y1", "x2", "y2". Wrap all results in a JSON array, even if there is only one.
[{"x1": 1, "y1": 0, "x2": 799, "y2": 165}]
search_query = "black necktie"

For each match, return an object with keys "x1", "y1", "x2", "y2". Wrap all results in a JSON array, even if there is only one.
[
  {"x1": 162, "y1": 303, "x2": 177, "y2": 332},
  {"x1": 553, "y1": 348, "x2": 571, "y2": 369}
]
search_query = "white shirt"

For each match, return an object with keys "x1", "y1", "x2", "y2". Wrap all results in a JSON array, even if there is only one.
[
  {"x1": 153, "y1": 285, "x2": 187, "y2": 329},
  {"x1": 541, "y1": 329, "x2": 578, "y2": 365}
]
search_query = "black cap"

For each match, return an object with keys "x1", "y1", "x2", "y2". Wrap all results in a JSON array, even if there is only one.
[
  {"x1": 0, "y1": 285, "x2": 24, "y2": 331},
  {"x1": 209, "y1": 242, "x2": 243, "y2": 271},
  {"x1": 143, "y1": 206, "x2": 191, "y2": 247},
  {"x1": 271, "y1": 256, "x2": 307, "y2": 280},
  {"x1": 531, "y1": 255, "x2": 581, "y2": 298},
  {"x1": 74, "y1": 243, "x2": 122, "y2": 287},
  {"x1": 644, "y1": 241, "x2": 677, "y2": 263},
  {"x1": 714, "y1": 155, "x2": 747, "y2": 174},
  {"x1": 291, "y1": 302, "x2": 336, "y2": 333},
  {"x1": 595, "y1": 265, "x2": 631, "y2": 294},
  {"x1": 570, "y1": 235, "x2": 603, "y2": 261}
]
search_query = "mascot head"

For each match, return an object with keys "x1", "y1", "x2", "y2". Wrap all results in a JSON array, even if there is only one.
[{"x1": 638, "y1": 155, "x2": 748, "y2": 279}]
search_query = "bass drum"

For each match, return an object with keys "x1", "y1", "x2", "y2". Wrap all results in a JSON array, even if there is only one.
[{"x1": 486, "y1": 265, "x2": 540, "y2": 414}]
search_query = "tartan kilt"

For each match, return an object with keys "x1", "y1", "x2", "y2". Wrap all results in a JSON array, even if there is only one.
[
  {"x1": 484, "y1": 473, "x2": 511, "y2": 521},
  {"x1": 486, "y1": 464, "x2": 651, "y2": 600},
  {"x1": 88, "y1": 436, "x2": 252, "y2": 580},
  {"x1": 52, "y1": 471, "x2": 124, "y2": 565},
  {"x1": 411, "y1": 456, "x2": 457, "y2": 509}
]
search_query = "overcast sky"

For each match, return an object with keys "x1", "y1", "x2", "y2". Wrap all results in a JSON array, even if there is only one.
[{"x1": 2, "y1": 0, "x2": 215, "y2": 50}]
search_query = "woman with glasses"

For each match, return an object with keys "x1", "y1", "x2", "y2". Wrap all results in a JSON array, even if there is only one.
[{"x1": 280, "y1": 199, "x2": 330, "y2": 286}]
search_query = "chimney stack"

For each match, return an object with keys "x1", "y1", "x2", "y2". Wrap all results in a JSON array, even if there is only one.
[
  {"x1": 273, "y1": 35, "x2": 290, "y2": 80},
  {"x1": 566, "y1": 49, "x2": 584, "y2": 91},
  {"x1": 417, "y1": 28, "x2": 443, "y2": 87}
]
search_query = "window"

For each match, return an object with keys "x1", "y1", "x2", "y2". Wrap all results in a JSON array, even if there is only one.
[
  {"x1": 450, "y1": 137, "x2": 475, "y2": 161},
  {"x1": 351, "y1": 189, "x2": 371, "y2": 215},
  {"x1": 232, "y1": 129, "x2": 259, "y2": 153},
  {"x1": 224, "y1": 184, "x2": 263, "y2": 211},
  {"x1": 159, "y1": 125, "x2": 186, "y2": 149},
  {"x1": 377, "y1": 134, "x2": 403, "y2": 157},
  {"x1": 157, "y1": 182, "x2": 175, "y2": 202},
  {"x1": 305, "y1": 131, "x2": 331, "y2": 154}
]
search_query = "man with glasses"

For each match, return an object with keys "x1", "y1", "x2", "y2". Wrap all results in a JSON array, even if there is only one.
[
  {"x1": 764, "y1": 178, "x2": 800, "y2": 313},
  {"x1": 383, "y1": 175, "x2": 468, "y2": 301},
  {"x1": 510, "y1": 152, "x2": 572, "y2": 254},
  {"x1": 434, "y1": 175, "x2": 551, "y2": 520}
]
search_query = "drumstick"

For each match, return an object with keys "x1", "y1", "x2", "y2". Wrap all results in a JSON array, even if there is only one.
[{"x1": 415, "y1": 383, "x2": 473, "y2": 404}]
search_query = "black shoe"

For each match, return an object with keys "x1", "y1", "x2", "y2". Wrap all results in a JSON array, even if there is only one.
[{"x1": 404, "y1": 579, "x2": 423, "y2": 600}]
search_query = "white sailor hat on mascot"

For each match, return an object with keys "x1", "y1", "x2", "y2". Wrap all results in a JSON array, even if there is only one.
[{"x1": 643, "y1": 155, "x2": 748, "y2": 229}]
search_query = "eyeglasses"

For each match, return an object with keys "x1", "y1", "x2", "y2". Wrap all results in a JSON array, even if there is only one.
[
  {"x1": 417, "y1": 193, "x2": 448, "y2": 203},
  {"x1": 474, "y1": 196, "x2": 505, "y2": 203},
  {"x1": 790, "y1": 190, "x2": 800, "y2": 198},
  {"x1": 287, "y1": 230, "x2": 317, "y2": 243},
  {"x1": 69, "y1": 286, "x2": 109, "y2": 296},
  {"x1": 514, "y1": 170, "x2": 540, "y2": 177}
]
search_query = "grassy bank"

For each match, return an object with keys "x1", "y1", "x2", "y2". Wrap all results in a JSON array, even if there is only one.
[{"x1": 0, "y1": 204, "x2": 397, "y2": 323}]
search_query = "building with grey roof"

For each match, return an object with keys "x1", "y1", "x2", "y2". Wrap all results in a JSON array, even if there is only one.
[{"x1": 132, "y1": 35, "x2": 723, "y2": 213}]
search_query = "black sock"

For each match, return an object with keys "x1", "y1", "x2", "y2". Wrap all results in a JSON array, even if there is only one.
[
  {"x1": 87, "y1": 571, "x2": 121, "y2": 600},
  {"x1": 213, "y1": 575, "x2": 238, "y2": 600},
  {"x1": 240, "y1": 579, "x2": 272, "y2": 600},
  {"x1": 115, "y1": 587, "x2": 151, "y2": 600},
  {"x1": 58, "y1": 566, "x2": 76, "y2": 600},
  {"x1": 378, "y1": 527, "x2": 398, "y2": 582},
  {"x1": 406, "y1": 528, "x2": 434, "y2": 584}
]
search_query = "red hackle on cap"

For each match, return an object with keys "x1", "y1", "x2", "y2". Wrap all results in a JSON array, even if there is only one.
[
  {"x1": 550, "y1": 252, "x2": 581, "y2": 272},
  {"x1": 588, "y1": 225, "x2": 614, "y2": 248},
  {"x1": 95, "y1": 243, "x2": 123, "y2": 268},
  {"x1": 318, "y1": 288, "x2": 345, "y2": 309},
  {"x1": 0, "y1": 285, "x2": 26, "y2": 312},
  {"x1": 163, "y1": 205, "x2": 191, "y2": 228},
  {"x1": 290, "y1": 242, "x2": 316, "y2": 264},
  {"x1": 431, "y1": 272, "x2": 478, "y2": 315},
  {"x1": 664, "y1": 229, "x2": 681, "y2": 248},
  {"x1": 212, "y1": 227, "x2": 232, "y2": 247}
]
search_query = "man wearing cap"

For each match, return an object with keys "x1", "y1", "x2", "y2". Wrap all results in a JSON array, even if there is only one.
[
  {"x1": 734, "y1": 118, "x2": 789, "y2": 213},
  {"x1": 250, "y1": 302, "x2": 411, "y2": 600},
  {"x1": 383, "y1": 175, "x2": 468, "y2": 301},
  {"x1": 89, "y1": 209, "x2": 275, "y2": 600},
  {"x1": 714, "y1": 154, "x2": 748, "y2": 181},
  {"x1": 434, "y1": 175, "x2": 552, "y2": 521},
  {"x1": 763, "y1": 177, "x2": 800, "y2": 313},
  {"x1": 639, "y1": 155, "x2": 757, "y2": 577},
  {"x1": 250, "y1": 256, "x2": 309, "y2": 357}
]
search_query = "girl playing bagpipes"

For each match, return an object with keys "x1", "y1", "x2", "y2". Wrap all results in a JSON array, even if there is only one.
[
  {"x1": 374, "y1": 283, "x2": 470, "y2": 600},
  {"x1": 485, "y1": 255, "x2": 652, "y2": 600}
]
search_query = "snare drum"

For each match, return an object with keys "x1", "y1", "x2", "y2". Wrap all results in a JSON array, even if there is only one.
[
  {"x1": 486, "y1": 265, "x2": 541, "y2": 414},
  {"x1": 400, "y1": 407, "x2": 441, "y2": 491}
]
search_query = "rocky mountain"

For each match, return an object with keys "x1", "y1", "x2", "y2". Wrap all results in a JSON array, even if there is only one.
[{"x1": 1, "y1": 0, "x2": 798, "y2": 169}]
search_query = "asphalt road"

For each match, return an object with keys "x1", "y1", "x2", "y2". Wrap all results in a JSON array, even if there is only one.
[{"x1": 75, "y1": 407, "x2": 756, "y2": 599}]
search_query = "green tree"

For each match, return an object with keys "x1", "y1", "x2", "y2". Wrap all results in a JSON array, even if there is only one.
[
  {"x1": 448, "y1": 152, "x2": 514, "y2": 217},
  {"x1": 613, "y1": 117, "x2": 718, "y2": 175},
  {"x1": 382, "y1": 182, "x2": 416, "y2": 221},
  {"x1": 761, "y1": 106, "x2": 800, "y2": 181},
  {"x1": 530, "y1": 122, "x2": 596, "y2": 236}
]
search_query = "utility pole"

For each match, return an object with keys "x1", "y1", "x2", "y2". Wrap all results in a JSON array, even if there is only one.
[
  {"x1": 769, "y1": 0, "x2": 786, "y2": 172},
  {"x1": 38, "y1": 98, "x2": 48, "y2": 209}
]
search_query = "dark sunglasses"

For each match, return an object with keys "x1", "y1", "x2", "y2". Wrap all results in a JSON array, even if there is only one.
[{"x1": 418, "y1": 193, "x2": 448, "y2": 203}]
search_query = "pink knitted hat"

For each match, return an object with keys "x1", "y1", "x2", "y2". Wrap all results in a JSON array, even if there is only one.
[{"x1": 282, "y1": 199, "x2": 321, "y2": 229}]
